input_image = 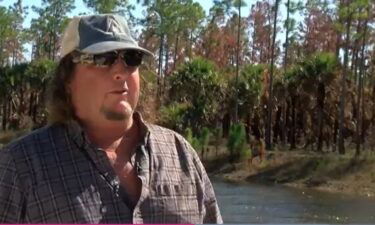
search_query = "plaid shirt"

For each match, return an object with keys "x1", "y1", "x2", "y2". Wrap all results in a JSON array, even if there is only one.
[{"x1": 0, "y1": 113, "x2": 222, "y2": 223}]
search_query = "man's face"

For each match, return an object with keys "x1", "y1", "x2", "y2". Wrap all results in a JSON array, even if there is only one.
[{"x1": 68, "y1": 55, "x2": 140, "y2": 125}]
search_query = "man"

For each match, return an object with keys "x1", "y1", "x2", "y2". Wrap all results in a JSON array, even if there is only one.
[{"x1": 0, "y1": 14, "x2": 222, "y2": 224}]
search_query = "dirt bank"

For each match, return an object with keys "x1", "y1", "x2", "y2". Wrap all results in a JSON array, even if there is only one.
[{"x1": 205, "y1": 150, "x2": 375, "y2": 198}]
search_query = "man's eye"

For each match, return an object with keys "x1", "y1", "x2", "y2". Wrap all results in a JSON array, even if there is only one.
[{"x1": 94, "y1": 56, "x2": 107, "y2": 65}]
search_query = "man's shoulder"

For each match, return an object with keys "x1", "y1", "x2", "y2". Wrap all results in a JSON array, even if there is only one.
[
  {"x1": 145, "y1": 123, "x2": 195, "y2": 153},
  {"x1": 145, "y1": 123, "x2": 204, "y2": 179},
  {"x1": 147, "y1": 123, "x2": 178, "y2": 134},
  {"x1": 146, "y1": 123, "x2": 186, "y2": 143},
  {"x1": 1, "y1": 124, "x2": 65, "y2": 155}
]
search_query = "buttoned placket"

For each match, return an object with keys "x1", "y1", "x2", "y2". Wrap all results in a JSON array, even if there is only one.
[
  {"x1": 71, "y1": 127, "x2": 126, "y2": 206},
  {"x1": 82, "y1": 134, "x2": 151, "y2": 223},
  {"x1": 131, "y1": 144, "x2": 150, "y2": 224},
  {"x1": 85, "y1": 144, "x2": 120, "y2": 192},
  {"x1": 67, "y1": 118, "x2": 151, "y2": 222}
]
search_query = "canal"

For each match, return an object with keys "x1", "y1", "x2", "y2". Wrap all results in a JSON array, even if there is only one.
[{"x1": 212, "y1": 178, "x2": 375, "y2": 224}]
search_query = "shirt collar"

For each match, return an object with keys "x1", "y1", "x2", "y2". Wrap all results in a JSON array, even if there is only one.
[{"x1": 65, "y1": 112, "x2": 150, "y2": 150}]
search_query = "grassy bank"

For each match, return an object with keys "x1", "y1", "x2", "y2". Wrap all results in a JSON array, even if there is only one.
[{"x1": 204, "y1": 147, "x2": 375, "y2": 198}]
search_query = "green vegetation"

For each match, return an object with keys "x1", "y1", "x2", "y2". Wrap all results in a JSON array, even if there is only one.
[
  {"x1": 227, "y1": 123, "x2": 248, "y2": 161},
  {"x1": 185, "y1": 127, "x2": 201, "y2": 153},
  {"x1": 184, "y1": 126, "x2": 213, "y2": 161},
  {"x1": 167, "y1": 57, "x2": 224, "y2": 133}
]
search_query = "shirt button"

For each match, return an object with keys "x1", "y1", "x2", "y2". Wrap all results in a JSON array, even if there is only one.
[
  {"x1": 133, "y1": 218, "x2": 143, "y2": 224},
  {"x1": 100, "y1": 206, "x2": 107, "y2": 213},
  {"x1": 111, "y1": 180, "x2": 119, "y2": 187}
]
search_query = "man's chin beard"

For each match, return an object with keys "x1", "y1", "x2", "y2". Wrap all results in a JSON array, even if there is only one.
[{"x1": 100, "y1": 107, "x2": 132, "y2": 121}]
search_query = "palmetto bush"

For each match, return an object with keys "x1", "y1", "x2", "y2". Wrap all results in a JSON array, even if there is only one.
[
  {"x1": 227, "y1": 123, "x2": 248, "y2": 162},
  {"x1": 166, "y1": 57, "x2": 225, "y2": 133}
]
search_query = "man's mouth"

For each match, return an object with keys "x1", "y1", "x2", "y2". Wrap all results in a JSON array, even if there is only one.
[{"x1": 110, "y1": 89, "x2": 128, "y2": 95}]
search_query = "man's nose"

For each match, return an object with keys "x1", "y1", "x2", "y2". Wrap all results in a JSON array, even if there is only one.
[{"x1": 110, "y1": 58, "x2": 130, "y2": 81}]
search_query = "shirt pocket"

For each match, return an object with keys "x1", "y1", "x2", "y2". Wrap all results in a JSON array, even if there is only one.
[
  {"x1": 149, "y1": 183, "x2": 201, "y2": 223},
  {"x1": 156, "y1": 183, "x2": 196, "y2": 196}
]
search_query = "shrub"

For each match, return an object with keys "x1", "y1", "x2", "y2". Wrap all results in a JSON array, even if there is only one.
[
  {"x1": 159, "y1": 102, "x2": 189, "y2": 133},
  {"x1": 167, "y1": 57, "x2": 225, "y2": 132},
  {"x1": 212, "y1": 126, "x2": 223, "y2": 156},
  {"x1": 201, "y1": 127, "x2": 211, "y2": 151},
  {"x1": 227, "y1": 123, "x2": 248, "y2": 162},
  {"x1": 185, "y1": 127, "x2": 201, "y2": 152}
]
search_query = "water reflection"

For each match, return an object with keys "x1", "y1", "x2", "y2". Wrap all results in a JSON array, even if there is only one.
[{"x1": 211, "y1": 177, "x2": 375, "y2": 224}]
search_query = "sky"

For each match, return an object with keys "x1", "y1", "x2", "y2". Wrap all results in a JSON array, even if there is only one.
[
  {"x1": 1, "y1": 0, "x2": 231, "y2": 28},
  {"x1": 1, "y1": 0, "x2": 300, "y2": 29},
  {"x1": 0, "y1": 0, "x2": 252, "y2": 60},
  {"x1": 1, "y1": 0, "x2": 292, "y2": 61}
]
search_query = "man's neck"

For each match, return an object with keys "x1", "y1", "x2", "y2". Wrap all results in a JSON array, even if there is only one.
[{"x1": 83, "y1": 115, "x2": 140, "y2": 152}]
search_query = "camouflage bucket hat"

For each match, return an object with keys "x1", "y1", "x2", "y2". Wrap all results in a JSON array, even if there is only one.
[{"x1": 60, "y1": 14, "x2": 153, "y2": 58}]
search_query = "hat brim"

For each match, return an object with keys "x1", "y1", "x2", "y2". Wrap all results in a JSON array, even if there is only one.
[{"x1": 81, "y1": 41, "x2": 154, "y2": 57}]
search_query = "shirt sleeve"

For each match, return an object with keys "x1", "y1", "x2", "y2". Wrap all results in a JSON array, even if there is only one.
[{"x1": 0, "y1": 148, "x2": 26, "y2": 223}]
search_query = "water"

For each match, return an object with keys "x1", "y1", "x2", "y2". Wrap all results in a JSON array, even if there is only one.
[{"x1": 212, "y1": 178, "x2": 375, "y2": 224}]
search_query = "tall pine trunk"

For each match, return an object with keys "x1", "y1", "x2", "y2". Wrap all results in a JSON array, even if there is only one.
[
  {"x1": 157, "y1": 33, "x2": 164, "y2": 98},
  {"x1": 338, "y1": 6, "x2": 352, "y2": 155},
  {"x1": 356, "y1": 5, "x2": 369, "y2": 156},
  {"x1": 266, "y1": 0, "x2": 280, "y2": 150},
  {"x1": 173, "y1": 32, "x2": 179, "y2": 69},
  {"x1": 234, "y1": 0, "x2": 241, "y2": 123},
  {"x1": 281, "y1": 101, "x2": 287, "y2": 145},
  {"x1": 317, "y1": 83, "x2": 325, "y2": 152},
  {"x1": 290, "y1": 96, "x2": 296, "y2": 150},
  {"x1": 281, "y1": 0, "x2": 290, "y2": 147},
  {"x1": 283, "y1": 0, "x2": 290, "y2": 71}
]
